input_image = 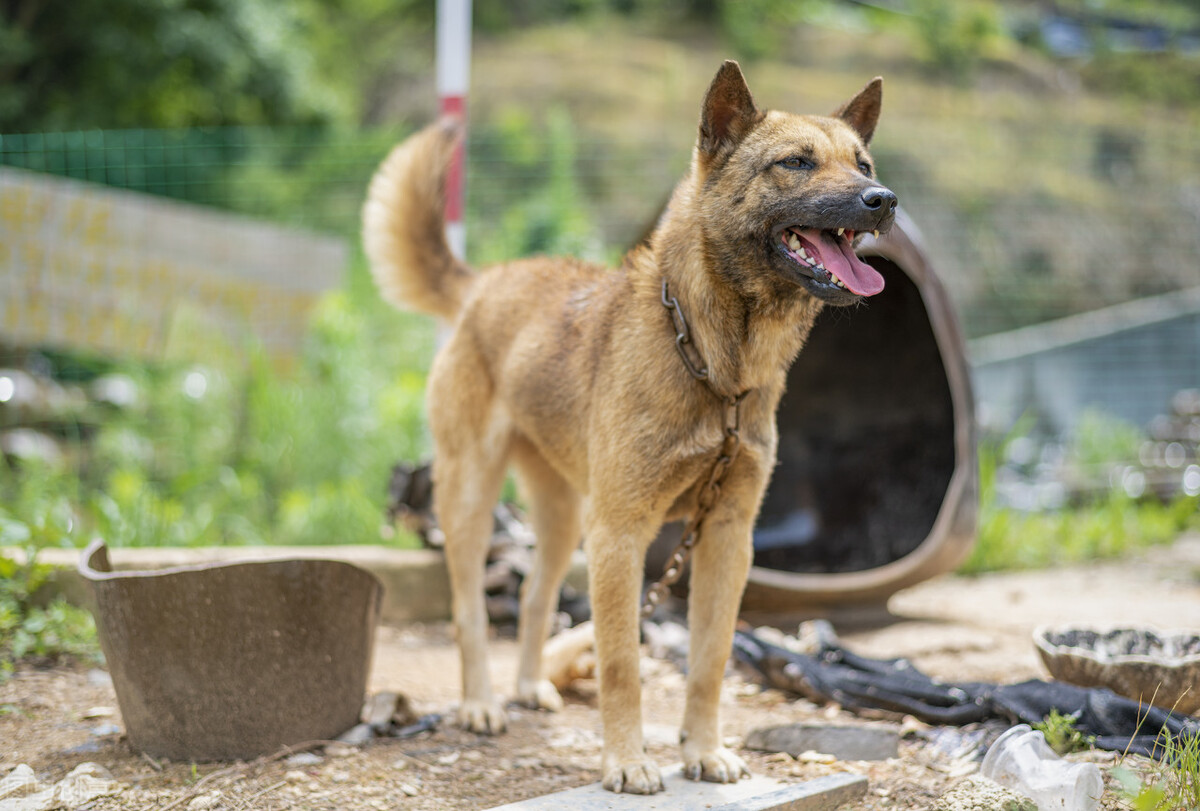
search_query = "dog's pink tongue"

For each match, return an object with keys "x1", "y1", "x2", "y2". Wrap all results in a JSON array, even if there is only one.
[{"x1": 808, "y1": 231, "x2": 885, "y2": 297}]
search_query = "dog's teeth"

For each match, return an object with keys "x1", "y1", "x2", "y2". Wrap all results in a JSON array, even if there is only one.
[
  {"x1": 788, "y1": 235, "x2": 801, "y2": 251},
  {"x1": 873, "y1": 230, "x2": 880, "y2": 239},
  {"x1": 837, "y1": 227, "x2": 845, "y2": 236}
]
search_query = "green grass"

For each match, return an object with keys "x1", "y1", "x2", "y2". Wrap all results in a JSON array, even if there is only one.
[
  {"x1": 963, "y1": 418, "x2": 1199, "y2": 575},
  {"x1": 1114, "y1": 729, "x2": 1200, "y2": 811},
  {"x1": 0, "y1": 256, "x2": 434, "y2": 553}
]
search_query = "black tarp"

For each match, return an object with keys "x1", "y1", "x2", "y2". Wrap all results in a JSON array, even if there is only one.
[{"x1": 733, "y1": 628, "x2": 1199, "y2": 758}]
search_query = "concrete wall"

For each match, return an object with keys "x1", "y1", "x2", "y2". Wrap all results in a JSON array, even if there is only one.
[{"x1": 0, "y1": 167, "x2": 346, "y2": 362}]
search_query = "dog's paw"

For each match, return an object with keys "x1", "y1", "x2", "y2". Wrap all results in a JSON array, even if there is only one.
[
  {"x1": 682, "y1": 746, "x2": 750, "y2": 784},
  {"x1": 515, "y1": 678, "x2": 564, "y2": 712},
  {"x1": 457, "y1": 699, "x2": 507, "y2": 735},
  {"x1": 601, "y1": 759, "x2": 664, "y2": 794}
]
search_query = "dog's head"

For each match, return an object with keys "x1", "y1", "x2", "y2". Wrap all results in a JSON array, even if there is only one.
[{"x1": 690, "y1": 61, "x2": 897, "y2": 306}]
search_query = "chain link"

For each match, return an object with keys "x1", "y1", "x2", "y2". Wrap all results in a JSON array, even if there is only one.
[{"x1": 643, "y1": 281, "x2": 748, "y2": 618}]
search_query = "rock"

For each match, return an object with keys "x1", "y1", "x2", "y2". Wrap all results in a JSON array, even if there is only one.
[
  {"x1": 59, "y1": 741, "x2": 103, "y2": 755},
  {"x1": 82, "y1": 707, "x2": 114, "y2": 719},
  {"x1": 188, "y1": 793, "x2": 221, "y2": 810},
  {"x1": 745, "y1": 722, "x2": 900, "y2": 761},
  {"x1": 935, "y1": 775, "x2": 1035, "y2": 811},
  {"x1": 89, "y1": 723, "x2": 122, "y2": 737},
  {"x1": 86, "y1": 670, "x2": 114, "y2": 688},
  {"x1": 642, "y1": 620, "x2": 689, "y2": 664},
  {"x1": 284, "y1": 753, "x2": 323, "y2": 767},
  {"x1": 335, "y1": 723, "x2": 373, "y2": 746},
  {"x1": 797, "y1": 750, "x2": 837, "y2": 764},
  {"x1": 391, "y1": 713, "x2": 441, "y2": 739},
  {"x1": 325, "y1": 743, "x2": 358, "y2": 758}
]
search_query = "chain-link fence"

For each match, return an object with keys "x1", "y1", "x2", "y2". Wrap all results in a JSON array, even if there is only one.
[{"x1": 2, "y1": 95, "x2": 1198, "y2": 549}]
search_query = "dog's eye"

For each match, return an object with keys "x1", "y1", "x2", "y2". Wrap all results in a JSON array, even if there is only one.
[
  {"x1": 777, "y1": 156, "x2": 815, "y2": 171},
  {"x1": 858, "y1": 161, "x2": 873, "y2": 176}
]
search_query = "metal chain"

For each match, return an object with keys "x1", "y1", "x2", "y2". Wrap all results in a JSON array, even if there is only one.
[{"x1": 643, "y1": 281, "x2": 748, "y2": 618}]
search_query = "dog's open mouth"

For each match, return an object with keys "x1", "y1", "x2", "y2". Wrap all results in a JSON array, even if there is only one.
[{"x1": 778, "y1": 227, "x2": 886, "y2": 298}]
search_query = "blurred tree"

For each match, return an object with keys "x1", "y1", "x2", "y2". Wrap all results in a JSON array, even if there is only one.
[
  {"x1": 293, "y1": 0, "x2": 434, "y2": 126},
  {"x1": 909, "y1": 0, "x2": 1003, "y2": 79},
  {"x1": 0, "y1": 0, "x2": 424, "y2": 132}
]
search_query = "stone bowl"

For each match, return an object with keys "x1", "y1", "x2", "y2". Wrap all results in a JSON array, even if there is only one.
[
  {"x1": 79, "y1": 539, "x2": 382, "y2": 761},
  {"x1": 1034, "y1": 625, "x2": 1200, "y2": 715}
]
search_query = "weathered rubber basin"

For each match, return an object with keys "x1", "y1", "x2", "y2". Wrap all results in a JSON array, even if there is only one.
[
  {"x1": 79, "y1": 539, "x2": 381, "y2": 761},
  {"x1": 651, "y1": 211, "x2": 978, "y2": 614}
]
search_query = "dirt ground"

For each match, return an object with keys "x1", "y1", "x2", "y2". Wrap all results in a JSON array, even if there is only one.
[{"x1": 3, "y1": 535, "x2": 1199, "y2": 810}]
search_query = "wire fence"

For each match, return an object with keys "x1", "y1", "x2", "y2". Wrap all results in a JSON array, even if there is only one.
[
  {"x1": 3, "y1": 117, "x2": 1198, "y2": 330},
  {"x1": 2, "y1": 110, "x2": 1200, "y2": 427},
  {"x1": 1, "y1": 105, "x2": 1198, "y2": 554}
]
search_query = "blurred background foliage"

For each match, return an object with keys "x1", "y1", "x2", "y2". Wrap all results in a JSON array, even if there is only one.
[{"x1": 1, "y1": 0, "x2": 1199, "y2": 599}]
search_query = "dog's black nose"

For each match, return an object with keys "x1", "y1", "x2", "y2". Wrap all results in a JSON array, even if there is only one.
[{"x1": 861, "y1": 187, "x2": 897, "y2": 213}]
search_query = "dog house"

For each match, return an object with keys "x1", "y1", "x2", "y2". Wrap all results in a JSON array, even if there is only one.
[{"x1": 651, "y1": 210, "x2": 977, "y2": 615}]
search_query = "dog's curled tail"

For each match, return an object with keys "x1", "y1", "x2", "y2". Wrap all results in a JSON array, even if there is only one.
[{"x1": 362, "y1": 118, "x2": 473, "y2": 319}]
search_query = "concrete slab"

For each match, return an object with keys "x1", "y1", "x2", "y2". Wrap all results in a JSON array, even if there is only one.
[
  {"x1": 484, "y1": 766, "x2": 867, "y2": 811},
  {"x1": 745, "y1": 722, "x2": 900, "y2": 761}
]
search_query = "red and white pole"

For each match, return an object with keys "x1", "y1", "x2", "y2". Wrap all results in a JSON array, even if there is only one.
[{"x1": 437, "y1": 0, "x2": 471, "y2": 261}]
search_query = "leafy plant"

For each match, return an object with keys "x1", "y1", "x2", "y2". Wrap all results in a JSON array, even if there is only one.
[
  {"x1": 1034, "y1": 709, "x2": 1095, "y2": 756},
  {"x1": 0, "y1": 508, "x2": 98, "y2": 679}
]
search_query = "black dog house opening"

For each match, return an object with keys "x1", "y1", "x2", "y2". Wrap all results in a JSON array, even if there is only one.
[
  {"x1": 754, "y1": 258, "x2": 956, "y2": 574},
  {"x1": 743, "y1": 213, "x2": 977, "y2": 612},
  {"x1": 649, "y1": 213, "x2": 977, "y2": 614}
]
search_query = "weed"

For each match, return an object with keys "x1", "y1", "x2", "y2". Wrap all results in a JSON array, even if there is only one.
[
  {"x1": 1112, "y1": 698, "x2": 1200, "y2": 811},
  {"x1": 1151, "y1": 729, "x2": 1200, "y2": 811},
  {"x1": 1034, "y1": 709, "x2": 1095, "y2": 756},
  {"x1": 0, "y1": 509, "x2": 99, "y2": 679},
  {"x1": 1113, "y1": 734, "x2": 1200, "y2": 811}
]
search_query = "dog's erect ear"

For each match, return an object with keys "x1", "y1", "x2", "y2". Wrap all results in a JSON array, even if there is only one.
[
  {"x1": 699, "y1": 61, "x2": 762, "y2": 158},
  {"x1": 832, "y1": 77, "x2": 883, "y2": 144}
]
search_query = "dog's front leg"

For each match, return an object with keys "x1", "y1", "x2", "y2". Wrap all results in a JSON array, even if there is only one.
[
  {"x1": 679, "y1": 464, "x2": 762, "y2": 783},
  {"x1": 585, "y1": 519, "x2": 664, "y2": 795}
]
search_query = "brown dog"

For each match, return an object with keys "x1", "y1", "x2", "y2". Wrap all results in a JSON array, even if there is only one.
[{"x1": 363, "y1": 61, "x2": 896, "y2": 795}]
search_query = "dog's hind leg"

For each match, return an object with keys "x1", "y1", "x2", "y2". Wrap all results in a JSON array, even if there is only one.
[
  {"x1": 511, "y1": 439, "x2": 582, "y2": 712},
  {"x1": 430, "y1": 347, "x2": 513, "y2": 735}
]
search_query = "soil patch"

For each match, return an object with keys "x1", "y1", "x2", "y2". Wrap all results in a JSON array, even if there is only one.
[{"x1": 3, "y1": 537, "x2": 1198, "y2": 810}]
